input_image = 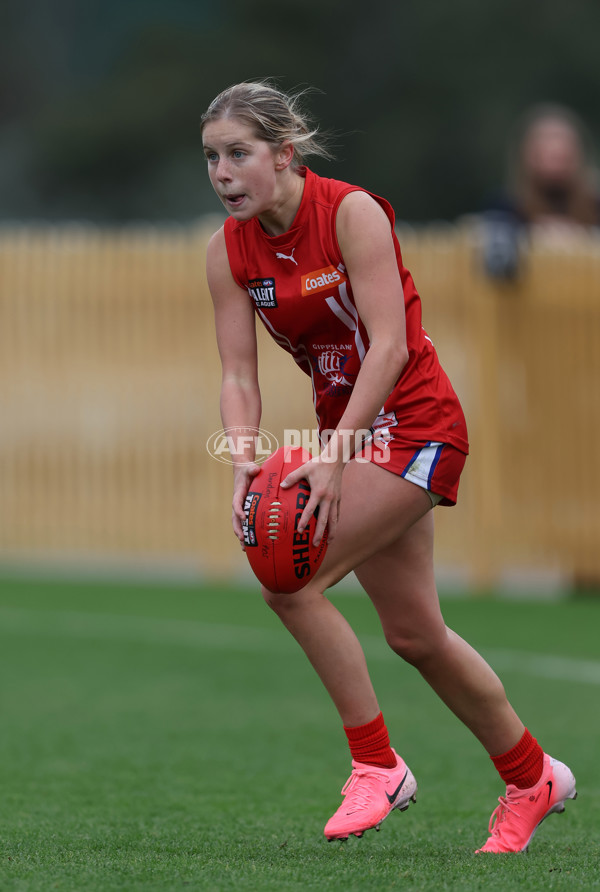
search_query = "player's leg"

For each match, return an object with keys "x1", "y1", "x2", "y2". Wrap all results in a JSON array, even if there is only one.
[
  {"x1": 354, "y1": 511, "x2": 524, "y2": 755},
  {"x1": 264, "y1": 559, "x2": 420, "y2": 840},
  {"x1": 355, "y1": 510, "x2": 576, "y2": 853},
  {"x1": 261, "y1": 460, "x2": 431, "y2": 839},
  {"x1": 261, "y1": 458, "x2": 433, "y2": 727}
]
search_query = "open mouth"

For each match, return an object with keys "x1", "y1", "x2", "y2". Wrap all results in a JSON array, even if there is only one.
[{"x1": 224, "y1": 193, "x2": 246, "y2": 208}]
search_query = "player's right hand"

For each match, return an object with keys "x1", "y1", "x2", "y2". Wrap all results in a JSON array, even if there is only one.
[{"x1": 231, "y1": 462, "x2": 262, "y2": 548}]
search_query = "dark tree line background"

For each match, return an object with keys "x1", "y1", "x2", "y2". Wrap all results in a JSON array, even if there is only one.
[{"x1": 2, "y1": 0, "x2": 599, "y2": 224}]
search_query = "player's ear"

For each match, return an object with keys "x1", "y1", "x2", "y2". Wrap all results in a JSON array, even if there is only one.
[{"x1": 274, "y1": 140, "x2": 294, "y2": 171}]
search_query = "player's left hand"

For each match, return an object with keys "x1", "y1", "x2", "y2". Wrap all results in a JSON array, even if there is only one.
[{"x1": 280, "y1": 454, "x2": 344, "y2": 546}]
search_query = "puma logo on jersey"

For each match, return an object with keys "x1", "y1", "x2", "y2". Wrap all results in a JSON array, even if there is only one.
[
  {"x1": 276, "y1": 248, "x2": 298, "y2": 266},
  {"x1": 302, "y1": 265, "x2": 347, "y2": 296}
]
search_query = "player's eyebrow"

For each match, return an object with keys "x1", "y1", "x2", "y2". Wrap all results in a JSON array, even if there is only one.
[{"x1": 203, "y1": 139, "x2": 254, "y2": 152}]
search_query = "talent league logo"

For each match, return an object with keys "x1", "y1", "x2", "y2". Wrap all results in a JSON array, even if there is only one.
[{"x1": 247, "y1": 278, "x2": 277, "y2": 308}]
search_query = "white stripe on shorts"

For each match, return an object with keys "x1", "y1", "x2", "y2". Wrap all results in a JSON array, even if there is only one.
[{"x1": 401, "y1": 441, "x2": 444, "y2": 505}]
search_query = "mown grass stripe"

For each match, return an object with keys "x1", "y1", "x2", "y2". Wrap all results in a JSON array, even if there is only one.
[{"x1": 1, "y1": 605, "x2": 600, "y2": 687}]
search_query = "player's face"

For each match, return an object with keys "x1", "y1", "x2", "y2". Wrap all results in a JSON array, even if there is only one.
[{"x1": 202, "y1": 117, "x2": 281, "y2": 221}]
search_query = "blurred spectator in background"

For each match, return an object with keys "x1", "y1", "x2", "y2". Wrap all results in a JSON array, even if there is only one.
[{"x1": 482, "y1": 103, "x2": 600, "y2": 280}]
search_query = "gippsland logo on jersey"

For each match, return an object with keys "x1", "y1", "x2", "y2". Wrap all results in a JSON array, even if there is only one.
[
  {"x1": 301, "y1": 265, "x2": 347, "y2": 297},
  {"x1": 313, "y1": 345, "x2": 355, "y2": 396},
  {"x1": 247, "y1": 278, "x2": 277, "y2": 308},
  {"x1": 317, "y1": 349, "x2": 352, "y2": 386}
]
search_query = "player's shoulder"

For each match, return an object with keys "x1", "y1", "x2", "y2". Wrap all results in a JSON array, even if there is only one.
[
  {"x1": 309, "y1": 169, "x2": 387, "y2": 225},
  {"x1": 336, "y1": 190, "x2": 393, "y2": 241},
  {"x1": 338, "y1": 189, "x2": 385, "y2": 213},
  {"x1": 205, "y1": 224, "x2": 245, "y2": 297},
  {"x1": 308, "y1": 167, "x2": 361, "y2": 202},
  {"x1": 206, "y1": 224, "x2": 227, "y2": 264},
  {"x1": 206, "y1": 222, "x2": 225, "y2": 246},
  {"x1": 206, "y1": 214, "x2": 245, "y2": 247}
]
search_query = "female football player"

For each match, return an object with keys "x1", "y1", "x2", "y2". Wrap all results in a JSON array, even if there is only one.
[{"x1": 202, "y1": 80, "x2": 576, "y2": 853}]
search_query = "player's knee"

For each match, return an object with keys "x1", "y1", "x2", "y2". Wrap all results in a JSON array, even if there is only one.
[
  {"x1": 261, "y1": 584, "x2": 302, "y2": 616},
  {"x1": 261, "y1": 582, "x2": 321, "y2": 620},
  {"x1": 383, "y1": 627, "x2": 440, "y2": 666},
  {"x1": 261, "y1": 584, "x2": 284, "y2": 612}
]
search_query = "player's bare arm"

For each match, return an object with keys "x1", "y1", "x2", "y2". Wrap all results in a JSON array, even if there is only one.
[
  {"x1": 333, "y1": 190, "x2": 409, "y2": 431},
  {"x1": 207, "y1": 227, "x2": 262, "y2": 542},
  {"x1": 283, "y1": 192, "x2": 409, "y2": 544}
]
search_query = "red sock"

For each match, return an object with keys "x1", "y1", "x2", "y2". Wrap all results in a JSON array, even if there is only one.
[
  {"x1": 490, "y1": 729, "x2": 544, "y2": 789},
  {"x1": 343, "y1": 712, "x2": 397, "y2": 769}
]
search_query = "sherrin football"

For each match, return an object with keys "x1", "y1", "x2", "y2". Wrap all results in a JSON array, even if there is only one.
[{"x1": 242, "y1": 446, "x2": 329, "y2": 593}]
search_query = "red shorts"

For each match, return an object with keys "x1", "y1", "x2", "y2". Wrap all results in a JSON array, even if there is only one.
[{"x1": 354, "y1": 438, "x2": 467, "y2": 506}]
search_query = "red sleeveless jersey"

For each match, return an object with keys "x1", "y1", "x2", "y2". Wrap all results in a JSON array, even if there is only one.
[{"x1": 223, "y1": 167, "x2": 468, "y2": 454}]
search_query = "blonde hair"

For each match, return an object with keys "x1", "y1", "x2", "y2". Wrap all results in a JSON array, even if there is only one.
[{"x1": 201, "y1": 80, "x2": 334, "y2": 167}]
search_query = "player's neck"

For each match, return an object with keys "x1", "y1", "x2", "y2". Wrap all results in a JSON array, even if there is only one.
[{"x1": 258, "y1": 171, "x2": 305, "y2": 237}]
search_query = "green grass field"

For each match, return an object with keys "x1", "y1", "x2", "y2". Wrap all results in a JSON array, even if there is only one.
[{"x1": 0, "y1": 572, "x2": 598, "y2": 891}]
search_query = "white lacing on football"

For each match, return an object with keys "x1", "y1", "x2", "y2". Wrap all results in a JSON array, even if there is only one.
[{"x1": 267, "y1": 502, "x2": 282, "y2": 540}]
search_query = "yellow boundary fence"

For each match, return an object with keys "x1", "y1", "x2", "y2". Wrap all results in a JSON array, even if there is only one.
[{"x1": 1, "y1": 221, "x2": 599, "y2": 589}]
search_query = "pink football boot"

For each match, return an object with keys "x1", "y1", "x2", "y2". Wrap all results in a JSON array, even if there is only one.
[
  {"x1": 476, "y1": 754, "x2": 577, "y2": 853},
  {"x1": 324, "y1": 749, "x2": 417, "y2": 840}
]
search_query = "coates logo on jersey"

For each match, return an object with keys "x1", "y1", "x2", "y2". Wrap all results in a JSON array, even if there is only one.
[
  {"x1": 301, "y1": 265, "x2": 347, "y2": 297},
  {"x1": 247, "y1": 278, "x2": 277, "y2": 308}
]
